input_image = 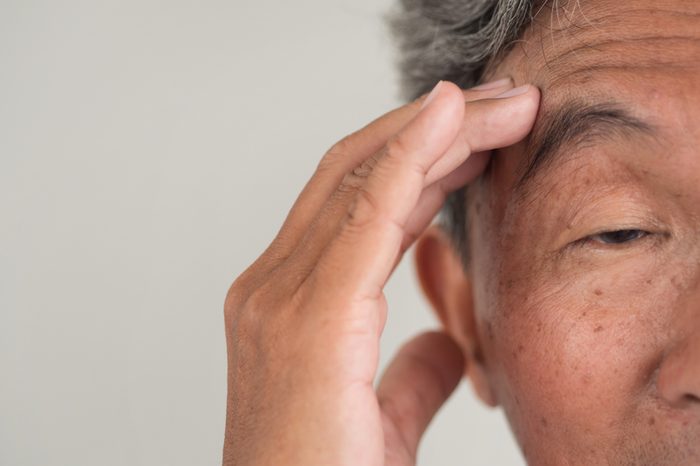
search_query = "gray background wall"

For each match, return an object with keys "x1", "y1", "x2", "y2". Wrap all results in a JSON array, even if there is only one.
[{"x1": 1, "y1": 1, "x2": 523, "y2": 464}]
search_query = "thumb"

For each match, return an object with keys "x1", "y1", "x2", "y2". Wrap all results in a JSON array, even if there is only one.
[{"x1": 377, "y1": 331, "x2": 466, "y2": 465}]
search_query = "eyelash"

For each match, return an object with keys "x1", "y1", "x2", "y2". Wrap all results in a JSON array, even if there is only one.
[{"x1": 581, "y1": 229, "x2": 651, "y2": 247}]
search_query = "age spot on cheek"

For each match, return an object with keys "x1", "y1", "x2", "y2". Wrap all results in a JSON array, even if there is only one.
[
  {"x1": 594, "y1": 324, "x2": 604, "y2": 332},
  {"x1": 510, "y1": 343, "x2": 525, "y2": 360}
]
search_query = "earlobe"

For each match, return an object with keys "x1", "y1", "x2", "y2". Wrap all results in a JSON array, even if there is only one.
[{"x1": 414, "y1": 224, "x2": 499, "y2": 408}]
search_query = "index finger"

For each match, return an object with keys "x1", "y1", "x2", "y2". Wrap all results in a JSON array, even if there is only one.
[
  {"x1": 249, "y1": 79, "x2": 516, "y2": 274},
  {"x1": 308, "y1": 81, "x2": 540, "y2": 303}
]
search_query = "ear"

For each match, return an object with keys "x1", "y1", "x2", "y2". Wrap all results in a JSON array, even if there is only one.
[{"x1": 414, "y1": 224, "x2": 498, "y2": 407}]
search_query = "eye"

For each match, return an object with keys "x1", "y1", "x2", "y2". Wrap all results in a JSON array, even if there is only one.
[{"x1": 588, "y1": 229, "x2": 649, "y2": 245}]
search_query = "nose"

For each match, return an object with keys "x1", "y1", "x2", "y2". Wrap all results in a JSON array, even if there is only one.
[{"x1": 657, "y1": 327, "x2": 700, "y2": 408}]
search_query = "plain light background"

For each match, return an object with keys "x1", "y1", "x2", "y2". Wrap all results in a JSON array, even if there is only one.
[{"x1": 1, "y1": 1, "x2": 524, "y2": 464}]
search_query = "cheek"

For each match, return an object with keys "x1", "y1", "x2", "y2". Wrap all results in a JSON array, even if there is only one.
[{"x1": 478, "y1": 252, "x2": 679, "y2": 455}]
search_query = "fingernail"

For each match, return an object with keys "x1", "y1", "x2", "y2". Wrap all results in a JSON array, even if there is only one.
[
  {"x1": 420, "y1": 80, "x2": 443, "y2": 110},
  {"x1": 472, "y1": 77, "x2": 512, "y2": 91},
  {"x1": 494, "y1": 84, "x2": 530, "y2": 99}
]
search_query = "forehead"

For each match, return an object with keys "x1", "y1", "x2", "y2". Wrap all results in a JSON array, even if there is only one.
[
  {"x1": 490, "y1": 0, "x2": 700, "y2": 103},
  {"x1": 485, "y1": 0, "x2": 700, "y2": 184}
]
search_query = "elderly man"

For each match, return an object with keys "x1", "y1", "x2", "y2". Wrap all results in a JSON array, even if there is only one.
[{"x1": 223, "y1": 0, "x2": 700, "y2": 464}]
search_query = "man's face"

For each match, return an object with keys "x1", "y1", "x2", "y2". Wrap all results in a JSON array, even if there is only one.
[{"x1": 462, "y1": 1, "x2": 700, "y2": 464}]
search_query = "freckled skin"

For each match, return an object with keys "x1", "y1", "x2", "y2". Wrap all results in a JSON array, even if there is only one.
[{"x1": 418, "y1": 1, "x2": 700, "y2": 464}]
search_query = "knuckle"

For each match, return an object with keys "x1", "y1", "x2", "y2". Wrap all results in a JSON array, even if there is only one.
[
  {"x1": 352, "y1": 153, "x2": 380, "y2": 178},
  {"x1": 224, "y1": 263, "x2": 267, "y2": 315},
  {"x1": 227, "y1": 282, "x2": 307, "y2": 369},
  {"x1": 336, "y1": 152, "x2": 380, "y2": 195},
  {"x1": 228, "y1": 285, "x2": 273, "y2": 344},
  {"x1": 224, "y1": 276, "x2": 248, "y2": 318},
  {"x1": 225, "y1": 276, "x2": 280, "y2": 334},
  {"x1": 385, "y1": 134, "x2": 431, "y2": 177},
  {"x1": 232, "y1": 303, "x2": 261, "y2": 343},
  {"x1": 244, "y1": 283, "x2": 275, "y2": 314},
  {"x1": 384, "y1": 135, "x2": 410, "y2": 164},
  {"x1": 322, "y1": 136, "x2": 354, "y2": 167},
  {"x1": 317, "y1": 150, "x2": 341, "y2": 175},
  {"x1": 346, "y1": 184, "x2": 381, "y2": 229},
  {"x1": 337, "y1": 171, "x2": 362, "y2": 195},
  {"x1": 328, "y1": 135, "x2": 353, "y2": 157},
  {"x1": 317, "y1": 134, "x2": 358, "y2": 177}
]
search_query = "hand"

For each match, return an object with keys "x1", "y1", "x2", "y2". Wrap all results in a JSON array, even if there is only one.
[{"x1": 223, "y1": 80, "x2": 540, "y2": 466}]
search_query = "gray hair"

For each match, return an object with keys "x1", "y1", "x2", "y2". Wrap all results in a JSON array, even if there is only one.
[{"x1": 386, "y1": 0, "x2": 540, "y2": 264}]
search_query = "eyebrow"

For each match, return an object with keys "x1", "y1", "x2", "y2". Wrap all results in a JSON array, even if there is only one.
[{"x1": 516, "y1": 99, "x2": 656, "y2": 188}]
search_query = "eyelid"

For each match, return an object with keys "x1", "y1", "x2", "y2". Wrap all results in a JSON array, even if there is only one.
[
  {"x1": 586, "y1": 225, "x2": 651, "y2": 238},
  {"x1": 547, "y1": 190, "x2": 671, "y2": 254},
  {"x1": 587, "y1": 229, "x2": 649, "y2": 245},
  {"x1": 569, "y1": 227, "x2": 670, "y2": 251}
]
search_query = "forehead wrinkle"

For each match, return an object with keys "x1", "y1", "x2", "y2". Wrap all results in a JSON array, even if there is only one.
[
  {"x1": 530, "y1": 37, "x2": 700, "y2": 89},
  {"x1": 517, "y1": 2, "x2": 700, "y2": 83},
  {"x1": 573, "y1": 7, "x2": 700, "y2": 26},
  {"x1": 533, "y1": 5, "x2": 700, "y2": 42},
  {"x1": 544, "y1": 61, "x2": 700, "y2": 93},
  {"x1": 543, "y1": 36, "x2": 700, "y2": 71}
]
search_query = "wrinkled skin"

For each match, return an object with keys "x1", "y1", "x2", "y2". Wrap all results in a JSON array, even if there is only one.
[{"x1": 415, "y1": 1, "x2": 700, "y2": 464}]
